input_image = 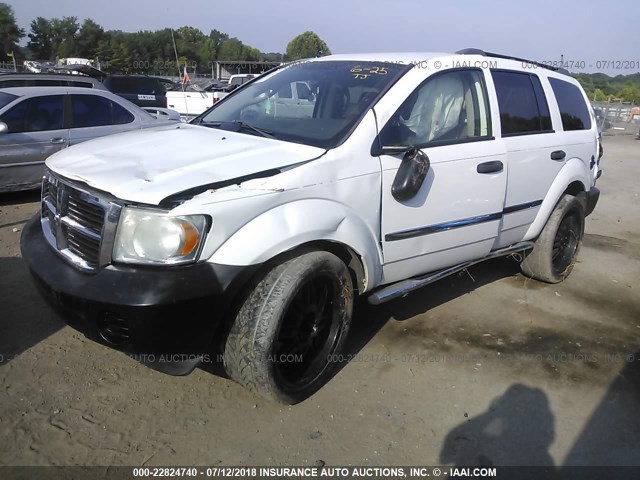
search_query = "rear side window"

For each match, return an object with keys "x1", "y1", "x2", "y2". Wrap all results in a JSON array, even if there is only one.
[
  {"x1": 549, "y1": 78, "x2": 591, "y2": 131},
  {"x1": 108, "y1": 77, "x2": 163, "y2": 95},
  {"x1": 71, "y1": 94, "x2": 135, "y2": 127},
  {"x1": 491, "y1": 71, "x2": 552, "y2": 136},
  {"x1": 0, "y1": 95, "x2": 64, "y2": 133}
]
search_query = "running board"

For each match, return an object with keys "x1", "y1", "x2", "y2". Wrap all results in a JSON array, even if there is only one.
[{"x1": 368, "y1": 241, "x2": 534, "y2": 305}]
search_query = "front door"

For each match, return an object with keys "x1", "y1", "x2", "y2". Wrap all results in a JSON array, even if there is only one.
[{"x1": 377, "y1": 69, "x2": 507, "y2": 284}]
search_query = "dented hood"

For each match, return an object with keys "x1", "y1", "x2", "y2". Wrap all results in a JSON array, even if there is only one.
[{"x1": 46, "y1": 123, "x2": 325, "y2": 205}]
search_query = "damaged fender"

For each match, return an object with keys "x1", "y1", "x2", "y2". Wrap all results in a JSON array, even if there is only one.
[
  {"x1": 524, "y1": 157, "x2": 592, "y2": 240},
  {"x1": 208, "y1": 198, "x2": 383, "y2": 292}
]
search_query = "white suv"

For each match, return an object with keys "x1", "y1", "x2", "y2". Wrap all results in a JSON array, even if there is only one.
[{"x1": 21, "y1": 49, "x2": 602, "y2": 403}]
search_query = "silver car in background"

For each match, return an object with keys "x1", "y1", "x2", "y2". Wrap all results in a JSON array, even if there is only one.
[{"x1": 0, "y1": 86, "x2": 179, "y2": 192}]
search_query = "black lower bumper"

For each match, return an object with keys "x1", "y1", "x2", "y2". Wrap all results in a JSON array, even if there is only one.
[
  {"x1": 586, "y1": 187, "x2": 600, "y2": 217},
  {"x1": 20, "y1": 214, "x2": 256, "y2": 375}
]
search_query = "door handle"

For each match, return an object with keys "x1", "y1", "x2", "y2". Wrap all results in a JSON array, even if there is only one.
[
  {"x1": 477, "y1": 161, "x2": 503, "y2": 174},
  {"x1": 50, "y1": 138, "x2": 66, "y2": 144},
  {"x1": 551, "y1": 150, "x2": 566, "y2": 161}
]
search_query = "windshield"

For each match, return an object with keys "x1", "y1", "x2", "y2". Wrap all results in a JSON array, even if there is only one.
[
  {"x1": 0, "y1": 92, "x2": 18, "y2": 110},
  {"x1": 196, "y1": 61, "x2": 409, "y2": 149}
]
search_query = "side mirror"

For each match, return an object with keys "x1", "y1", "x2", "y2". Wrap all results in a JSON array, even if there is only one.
[
  {"x1": 391, "y1": 147, "x2": 430, "y2": 201},
  {"x1": 0, "y1": 122, "x2": 8, "y2": 134},
  {"x1": 379, "y1": 144, "x2": 413, "y2": 155}
]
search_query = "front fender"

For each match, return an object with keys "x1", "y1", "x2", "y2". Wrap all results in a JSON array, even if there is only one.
[
  {"x1": 208, "y1": 199, "x2": 383, "y2": 292},
  {"x1": 524, "y1": 157, "x2": 590, "y2": 240}
]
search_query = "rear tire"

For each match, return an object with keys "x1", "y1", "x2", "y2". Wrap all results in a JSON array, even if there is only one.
[
  {"x1": 223, "y1": 251, "x2": 353, "y2": 404},
  {"x1": 520, "y1": 194, "x2": 585, "y2": 283}
]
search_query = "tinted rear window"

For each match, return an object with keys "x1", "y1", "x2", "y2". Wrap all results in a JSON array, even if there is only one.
[
  {"x1": 549, "y1": 78, "x2": 591, "y2": 131},
  {"x1": 107, "y1": 77, "x2": 164, "y2": 95},
  {"x1": 492, "y1": 71, "x2": 552, "y2": 136}
]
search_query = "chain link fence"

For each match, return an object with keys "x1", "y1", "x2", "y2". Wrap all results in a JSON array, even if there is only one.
[{"x1": 592, "y1": 100, "x2": 640, "y2": 136}]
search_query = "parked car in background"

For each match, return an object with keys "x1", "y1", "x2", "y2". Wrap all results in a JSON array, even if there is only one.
[
  {"x1": 0, "y1": 86, "x2": 179, "y2": 192},
  {"x1": 166, "y1": 74, "x2": 261, "y2": 120},
  {"x1": 155, "y1": 77, "x2": 181, "y2": 92},
  {"x1": 0, "y1": 73, "x2": 107, "y2": 90},
  {"x1": 228, "y1": 73, "x2": 259, "y2": 89},
  {"x1": 103, "y1": 75, "x2": 168, "y2": 108}
]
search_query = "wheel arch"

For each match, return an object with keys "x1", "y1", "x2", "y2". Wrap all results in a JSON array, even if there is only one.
[
  {"x1": 524, "y1": 158, "x2": 590, "y2": 240},
  {"x1": 208, "y1": 198, "x2": 382, "y2": 293}
]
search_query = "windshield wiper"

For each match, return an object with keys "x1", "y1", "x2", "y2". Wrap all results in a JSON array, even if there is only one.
[
  {"x1": 233, "y1": 121, "x2": 275, "y2": 139},
  {"x1": 201, "y1": 120, "x2": 275, "y2": 139}
]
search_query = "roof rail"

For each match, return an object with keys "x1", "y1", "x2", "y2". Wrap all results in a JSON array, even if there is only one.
[{"x1": 455, "y1": 48, "x2": 571, "y2": 75}]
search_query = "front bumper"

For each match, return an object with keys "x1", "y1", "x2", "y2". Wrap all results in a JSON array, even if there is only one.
[
  {"x1": 20, "y1": 214, "x2": 256, "y2": 375},
  {"x1": 585, "y1": 187, "x2": 600, "y2": 217}
]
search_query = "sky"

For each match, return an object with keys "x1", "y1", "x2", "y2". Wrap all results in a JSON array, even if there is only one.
[{"x1": 7, "y1": 0, "x2": 640, "y2": 74}]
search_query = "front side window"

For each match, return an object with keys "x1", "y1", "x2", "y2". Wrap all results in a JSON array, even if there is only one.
[
  {"x1": 197, "y1": 61, "x2": 409, "y2": 149},
  {"x1": 71, "y1": 94, "x2": 135, "y2": 128},
  {"x1": 549, "y1": 78, "x2": 591, "y2": 131},
  {"x1": 0, "y1": 95, "x2": 64, "y2": 133},
  {"x1": 380, "y1": 69, "x2": 492, "y2": 147},
  {"x1": 492, "y1": 71, "x2": 552, "y2": 135}
]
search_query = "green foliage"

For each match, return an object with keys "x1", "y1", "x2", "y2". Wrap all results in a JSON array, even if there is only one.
[
  {"x1": 284, "y1": 31, "x2": 330, "y2": 61},
  {"x1": 21, "y1": 15, "x2": 333, "y2": 74},
  {"x1": 27, "y1": 16, "x2": 79, "y2": 59},
  {"x1": 0, "y1": 3, "x2": 24, "y2": 60},
  {"x1": 76, "y1": 19, "x2": 105, "y2": 58},
  {"x1": 575, "y1": 73, "x2": 640, "y2": 103}
]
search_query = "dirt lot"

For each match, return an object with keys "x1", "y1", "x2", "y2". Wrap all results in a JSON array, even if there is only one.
[{"x1": 0, "y1": 135, "x2": 638, "y2": 468}]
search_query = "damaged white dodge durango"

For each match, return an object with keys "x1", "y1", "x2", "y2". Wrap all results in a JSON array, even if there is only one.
[{"x1": 21, "y1": 49, "x2": 602, "y2": 404}]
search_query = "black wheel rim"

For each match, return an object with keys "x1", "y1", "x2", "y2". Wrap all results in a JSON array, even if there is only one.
[
  {"x1": 273, "y1": 275, "x2": 342, "y2": 391},
  {"x1": 551, "y1": 209, "x2": 581, "y2": 276}
]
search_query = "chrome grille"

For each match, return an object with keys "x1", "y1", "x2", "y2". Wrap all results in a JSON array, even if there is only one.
[{"x1": 41, "y1": 172, "x2": 121, "y2": 272}]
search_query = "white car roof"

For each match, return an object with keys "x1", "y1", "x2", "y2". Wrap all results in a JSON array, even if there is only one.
[{"x1": 315, "y1": 52, "x2": 450, "y2": 63}]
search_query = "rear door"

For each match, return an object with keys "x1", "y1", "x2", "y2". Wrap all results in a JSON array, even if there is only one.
[
  {"x1": 68, "y1": 93, "x2": 139, "y2": 146},
  {"x1": 490, "y1": 70, "x2": 566, "y2": 247},
  {"x1": 0, "y1": 94, "x2": 68, "y2": 190},
  {"x1": 378, "y1": 69, "x2": 507, "y2": 283}
]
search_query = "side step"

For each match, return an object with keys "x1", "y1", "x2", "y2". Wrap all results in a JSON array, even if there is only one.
[{"x1": 367, "y1": 241, "x2": 534, "y2": 305}]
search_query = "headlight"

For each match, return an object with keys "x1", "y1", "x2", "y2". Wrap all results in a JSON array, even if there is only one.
[{"x1": 113, "y1": 207, "x2": 209, "y2": 265}]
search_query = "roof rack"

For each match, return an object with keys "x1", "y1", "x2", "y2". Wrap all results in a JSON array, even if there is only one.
[{"x1": 455, "y1": 48, "x2": 571, "y2": 75}]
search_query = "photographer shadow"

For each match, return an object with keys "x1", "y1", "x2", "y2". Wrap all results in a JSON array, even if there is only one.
[{"x1": 439, "y1": 384, "x2": 556, "y2": 467}]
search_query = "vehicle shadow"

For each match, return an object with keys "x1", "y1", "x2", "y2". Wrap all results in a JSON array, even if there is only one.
[
  {"x1": 0, "y1": 256, "x2": 65, "y2": 366},
  {"x1": 343, "y1": 256, "x2": 521, "y2": 359},
  {"x1": 0, "y1": 188, "x2": 40, "y2": 208}
]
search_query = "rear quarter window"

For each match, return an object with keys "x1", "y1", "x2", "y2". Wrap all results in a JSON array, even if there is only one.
[
  {"x1": 108, "y1": 77, "x2": 164, "y2": 95},
  {"x1": 549, "y1": 78, "x2": 591, "y2": 131}
]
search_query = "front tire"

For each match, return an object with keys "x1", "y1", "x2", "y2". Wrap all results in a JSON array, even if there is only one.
[
  {"x1": 520, "y1": 194, "x2": 585, "y2": 283},
  {"x1": 223, "y1": 251, "x2": 353, "y2": 404}
]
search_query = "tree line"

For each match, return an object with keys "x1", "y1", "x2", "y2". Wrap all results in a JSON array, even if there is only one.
[
  {"x1": 0, "y1": 3, "x2": 331, "y2": 74},
  {"x1": 1, "y1": 2, "x2": 639, "y2": 102},
  {"x1": 575, "y1": 72, "x2": 640, "y2": 104}
]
